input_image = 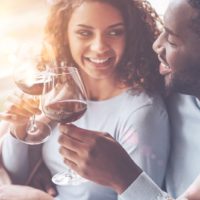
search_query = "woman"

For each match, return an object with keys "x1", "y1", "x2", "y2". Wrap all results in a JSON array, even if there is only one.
[{"x1": 1, "y1": 0, "x2": 170, "y2": 199}]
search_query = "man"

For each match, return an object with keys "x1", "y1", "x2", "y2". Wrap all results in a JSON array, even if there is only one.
[
  {"x1": 166, "y1": 93, "x2": 200, "y2": 198},
  {"x1": 58, "y1": 0, "x2": 200, "y2": 199},
  {"x1": 1, "y1": 0, "x2": 200, "y2": 199}
]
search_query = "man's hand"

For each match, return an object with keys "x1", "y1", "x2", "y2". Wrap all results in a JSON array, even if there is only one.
[
  {"x1": 180, "y1": 174, "x2": 200, "y2": 200},
  {"x1": 58, "y1": 123, "x2": 142, "y2": 194},
  {"x1": 0, "y1": 185, "x2": 53, "y2": 200}
]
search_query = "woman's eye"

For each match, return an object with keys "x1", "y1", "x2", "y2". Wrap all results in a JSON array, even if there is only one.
[
  {"x1": 76, "y1": 30, "x2": 92, "y2": 37},
  {"x1": 108, "y1": 29, "x2": 125, "y2": 36}
]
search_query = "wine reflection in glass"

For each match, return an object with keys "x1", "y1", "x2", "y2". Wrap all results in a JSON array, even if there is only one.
[
  {"x1": 41, "y1": 66, "x2": 87, "y2": 185},
  {"x1": 13, "y1": 42, "x2": 52, "y2": 145}
]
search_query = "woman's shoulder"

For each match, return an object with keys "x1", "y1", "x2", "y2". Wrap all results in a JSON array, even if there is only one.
[{"x1": 124, "y1": 90, "x2": 166, "y2": 109}]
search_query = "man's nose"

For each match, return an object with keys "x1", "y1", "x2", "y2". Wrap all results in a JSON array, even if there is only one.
[{"x1": 152, "y1": 34, "x2": 164, "y2": 54}]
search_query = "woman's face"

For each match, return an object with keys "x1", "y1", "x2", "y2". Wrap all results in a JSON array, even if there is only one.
[{"x1": 67, "y1": 1, "x2": 126, "y2": 80}]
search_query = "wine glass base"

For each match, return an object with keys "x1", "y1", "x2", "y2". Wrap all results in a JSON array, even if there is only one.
[
  {"x1": 52, "y1": 170, "x2": 88, "y2": 186},
  {"x1": 11, "y1": 121, "x2": 51, "y2": 145}
]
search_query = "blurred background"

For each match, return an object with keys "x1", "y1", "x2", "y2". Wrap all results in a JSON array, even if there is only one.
[
  {"x1": 0, "y1": 0, "x2": 48, "y2": 77},
  {"x1": 0, "y1": 0, "x2": 169, "y2": 110},
  {"x1": 0, "y1": 0, "x2": 48, "y2": 110}
]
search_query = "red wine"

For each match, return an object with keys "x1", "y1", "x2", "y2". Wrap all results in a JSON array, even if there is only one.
[
  {"x1": 44, "y1": 100, "x2": 87, "y2": 123},
  {"x1": 16, "y1": 75, "x2": 45, "y2": 95}
]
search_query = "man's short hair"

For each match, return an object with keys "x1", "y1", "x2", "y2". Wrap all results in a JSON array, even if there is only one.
[{"x1": 188, "y1": 0, "x2": 200, "y2": 36}]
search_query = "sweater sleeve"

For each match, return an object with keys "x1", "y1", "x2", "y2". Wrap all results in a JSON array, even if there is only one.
[
  {"x1": 1, "y1": 133, "x2": 29, "y2": 184},
  {"x1": 119, "y1": 172, "x2": 174, "y2": 200}
]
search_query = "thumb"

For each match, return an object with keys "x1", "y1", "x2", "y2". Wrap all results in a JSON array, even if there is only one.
[{"x1": 44, "y1": 184, "x2": 58, "y2": 197}]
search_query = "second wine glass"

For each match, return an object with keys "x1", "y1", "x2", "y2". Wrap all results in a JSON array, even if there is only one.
[
  {"x1": 41, "y1": 66, "x2": 88, "y2": 185},
  {"x1": 13, "y1": 41, "x2": 52, "y2": 145}
]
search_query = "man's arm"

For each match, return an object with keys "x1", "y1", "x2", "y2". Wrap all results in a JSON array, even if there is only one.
[
  {"x1": 58, "y1": 123, "x2": 142, "y2": 193},
  {"x1": 119, "y1": 172, "x2": 174, "y2": 200},
  {"x1": 58, "y1": 124, "x2": 197, "y2": 200},
  {"x1": 179, "y1": 174, "x2": 200, "y2": 200}
]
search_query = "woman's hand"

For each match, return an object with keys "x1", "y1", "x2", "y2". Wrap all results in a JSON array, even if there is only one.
[
  {"x1": 0, "y1": 91, "x2": 41, "y2": 139},
  {"x1": 0, "y1": 91, "x2": 41, "y2": 125},
  {"x1": 0, "y1": 185, "x2": 54, "y2": 200}
]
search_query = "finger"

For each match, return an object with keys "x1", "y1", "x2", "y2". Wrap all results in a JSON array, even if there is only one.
[
  {"x1": 22, "y1": 98, "x2": 40, "y2": 110},
  {"x1": 13, "y1": 99, "x2": 40, "y2": 116},
  {"x1": 0, "y1": 113, "x2": 28, "y2": 124},
  {"x1": 59, "y1": 146, "x2": 79, "y2": 162},
  {"x1": 43, "y1": 183, "x2": 57, "y2": 197},
  {"x1": 59, "y1": 134, "x2": 84, "y2": 152},
  {"x1": 21, "y1": 102, "x2": 41, "y2": 115},
  {"x1": 0, "y1": 113, "x2": 17, "y2": 121},
  {"x1": 59, "y1": 123, "x2": 93, "y2": 141},
  {"x1": 7, "y1": 94, "x2": 41, "y2": 115},
  {"x1": 7, "y1": 104, "x2": 33, "y2": 118},
  {"x1": 63, "y1": 158, "x2": 78, "y2": 171},
  {"x1": 23, "y1": 97, "x2": 39, "y2": 107}
]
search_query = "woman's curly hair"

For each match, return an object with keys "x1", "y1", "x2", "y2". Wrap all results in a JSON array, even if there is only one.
[{"x1": 45, "y1": 0, "x2": 164, "y2": 95}]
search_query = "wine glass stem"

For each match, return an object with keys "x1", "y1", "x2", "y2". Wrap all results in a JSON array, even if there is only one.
[
  {"x1": 27, "y1": 95, "x2": 38, "y2": 134},
  {"x1": 29, "y1": 115, "x2": 37, "y2": 133}
]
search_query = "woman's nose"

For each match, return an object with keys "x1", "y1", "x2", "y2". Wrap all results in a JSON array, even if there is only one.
[{"x1": 90, "y1": 35, "x2": 109, "y2": 53}]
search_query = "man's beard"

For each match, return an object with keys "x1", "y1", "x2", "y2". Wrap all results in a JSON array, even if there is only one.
[{"x1": 165, "y1": 68, "x2": 200, "y2": 97}]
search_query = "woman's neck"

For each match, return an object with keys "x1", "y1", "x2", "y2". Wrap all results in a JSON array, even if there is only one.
[{"x1": 82, "y1": 75, "x2": 129, "y2": 101}]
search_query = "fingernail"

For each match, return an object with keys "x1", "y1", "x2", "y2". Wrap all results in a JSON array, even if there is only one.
[{"x1": 47, "y1": 188, "x2": 57, "y2": 197}]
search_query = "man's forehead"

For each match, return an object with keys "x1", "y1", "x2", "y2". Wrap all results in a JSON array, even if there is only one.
[
  {"x1": 167, "y1": 0, "x2": 199, "y2": 23},
  {"x1": 164, "y1": 0, "x2": 197, "y2": 37}
]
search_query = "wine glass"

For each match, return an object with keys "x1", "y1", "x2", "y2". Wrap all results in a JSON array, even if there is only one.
[
  {"x1": 41, "y1": 66, "x2": 87, "y2": 185},
  {"x1": 12, "y1": 41, "x2": 52, "y2": 145}
]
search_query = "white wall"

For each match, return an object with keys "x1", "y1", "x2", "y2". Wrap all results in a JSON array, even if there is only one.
[{"x1": 148, "y1": 0, "x2": 169, "y2": 15}]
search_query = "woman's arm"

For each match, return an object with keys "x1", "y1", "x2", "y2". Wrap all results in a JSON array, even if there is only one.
[
  {"x1": 1, "y1": 132, "x2": 29, "y2": 184},
  {"x1": 0, "y1": 185, "x2": 54, "y2": 200},
  {"x1": 0, "y1": 92, "x2": 46, "y2": 184},
  {"x1": 0, "y1": 121, "x2": 12, "y2": 185}
]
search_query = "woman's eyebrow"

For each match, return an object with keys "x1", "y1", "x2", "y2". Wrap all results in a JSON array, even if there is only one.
[{"x1": 76, "y1": 22, "x2": 125, "y2": 29}]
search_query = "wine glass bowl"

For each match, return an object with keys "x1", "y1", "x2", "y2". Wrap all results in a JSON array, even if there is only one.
[
  {"x1": 14, "y1": 71, "x2": 46, "y2": 96},
  {"x1": 41, "y1": 66, "x2": 88, "y2": 185},
  {"x1": 42, "y1": 67, "x2": 87, "y2": 124}
]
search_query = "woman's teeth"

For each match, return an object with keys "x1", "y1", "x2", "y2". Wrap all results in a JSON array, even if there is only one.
[{"x1": 88, "y1": 58, "x2": 110, "y2": 64}]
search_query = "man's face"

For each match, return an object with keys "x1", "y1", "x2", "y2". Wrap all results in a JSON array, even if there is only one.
[{"x1": 153, "y1": 0, "x2": 200, "y2": 97}]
